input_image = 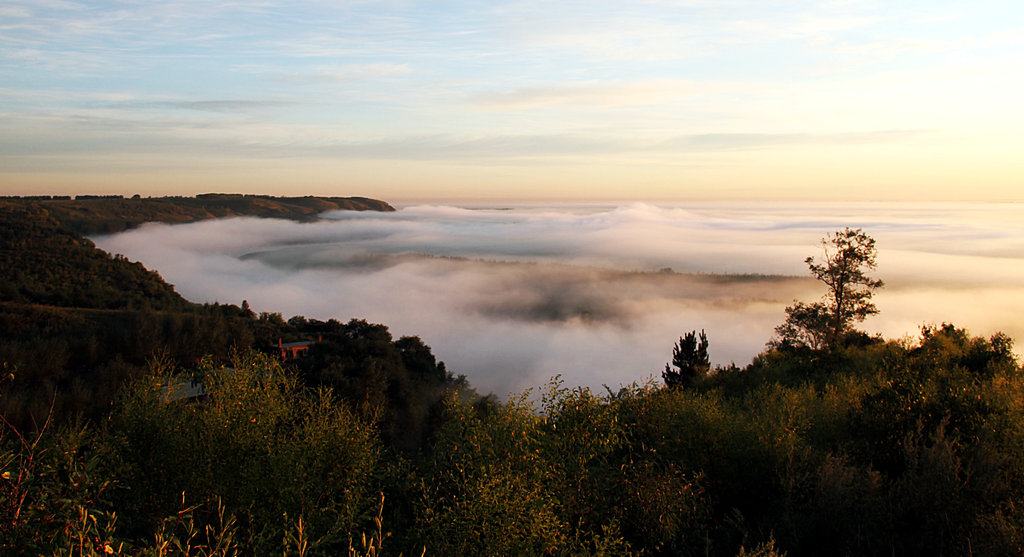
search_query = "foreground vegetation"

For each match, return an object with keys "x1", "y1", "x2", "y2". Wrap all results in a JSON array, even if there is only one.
[
  {"x1": 4, "y1": 327, "x2": 1022, "y2": 556},
  {"x1": 4, "y1": 202, "x2": 1023, "y2": 555}
]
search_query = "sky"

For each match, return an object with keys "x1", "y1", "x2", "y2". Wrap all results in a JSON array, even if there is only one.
[
  {"x1": 2, "y1": 1, "x2": 1023, "y2": 201},
  {"x1": 94, "y1": 202, "x2": 1024, "y2": 395}
]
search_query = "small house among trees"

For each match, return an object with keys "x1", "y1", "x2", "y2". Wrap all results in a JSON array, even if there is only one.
[{"x1": 279, "y1": 338, "x2": 318, "y2": 360}]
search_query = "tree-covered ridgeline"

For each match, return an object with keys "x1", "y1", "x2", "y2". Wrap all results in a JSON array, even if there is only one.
[
  {"x1": 3, "y1": 208, "x2": 1024, "y2": 555},
  {"x1": 0, "y1": 193, "x2": 395, "y2": 235}
]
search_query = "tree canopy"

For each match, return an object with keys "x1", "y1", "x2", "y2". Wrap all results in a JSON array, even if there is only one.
[
  {"x1": 663, "y1": 329, "x2": 710, "y2": 388},
  {"x1": 774, "y1": 228, "x2": 884, "y2": 350}
]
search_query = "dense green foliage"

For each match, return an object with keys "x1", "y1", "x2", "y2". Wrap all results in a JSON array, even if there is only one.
[
  {"x1": 1, "y1": 203, "x2": 191, "y2": 311},
  {"x1": 288, "y1": 318, "x2": 468, "y2": 450},
  {"x1": 110, "y1": 351, "x2": 381, "y2": 554},
  {"x1": 4, "y1": 328, "x2": 1022, "y2": 556},
  {"x1": 2, "y1": 352, "x2": 385, "y2": 556},
  {"x1": 0, "y1": 301, "x2": 257, "y2": 430}
]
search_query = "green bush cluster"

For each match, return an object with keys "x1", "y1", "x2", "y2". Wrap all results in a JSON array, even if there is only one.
[
  {"x1": 0, "y1": 302, "x2": 257, "y2": 430},
  {"x1": 110, "y1": 351, "x2": 381, "y2": 554},
  {"x1": 5, "y1": 324, "x2": 1023, "y2": 556},
  {"x1": 2, "y1": 352, "x2": 384, "y2": 556}
]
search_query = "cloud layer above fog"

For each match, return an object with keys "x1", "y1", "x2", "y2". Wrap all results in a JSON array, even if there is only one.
[{"x1": 94, "y1": 202, "x2": 1024, "y2": 395}]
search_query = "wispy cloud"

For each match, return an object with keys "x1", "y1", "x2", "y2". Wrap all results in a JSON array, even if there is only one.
[
  {"x1": 469, "y1": 80, "x2": 698, "y2": 109},
  {"x1": 121, "y1": 99, "x2": 295, "y2": 114},
  {"x1": 727, "y1": 13, "x2": 885, "y2": 43},
  {"x1": 657, "y1": 130, "x2": 929, "y2": 151},
  {"x1": 274, "y1": 63, "x2": 412, "y2": 84},
  {"x1": 0, "y1": 99, "x2": 931, "y2": 168},
  {"x1": 2, "y1": 0, "x2": 1023, "y2": 198}
]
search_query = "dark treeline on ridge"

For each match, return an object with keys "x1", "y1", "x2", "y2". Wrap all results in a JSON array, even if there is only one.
[
  {"x1": 3, "y1": 201, "x2": 1024, "y2": 556},
  {"x1": 0, "y1": 193, "x2": 395, "y2": 236}
]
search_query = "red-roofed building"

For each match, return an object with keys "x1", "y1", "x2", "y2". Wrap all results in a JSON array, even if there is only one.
[{"x1": 279, "y1": 338, "x2": 318, "y2": 360}]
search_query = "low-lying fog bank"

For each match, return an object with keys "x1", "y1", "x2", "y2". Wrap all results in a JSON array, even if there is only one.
[{"x1": 94, "y1": 202, "x2": 1024, "y2": 395}]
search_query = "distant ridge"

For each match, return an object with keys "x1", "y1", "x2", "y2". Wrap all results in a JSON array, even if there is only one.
[{"x1": 0, "y1": 193, "x2": 396, "y2": 235}]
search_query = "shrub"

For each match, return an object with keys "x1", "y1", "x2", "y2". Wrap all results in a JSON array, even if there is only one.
[{"x1": 110, "y1": 351, "x2": 380, "y2": 554}]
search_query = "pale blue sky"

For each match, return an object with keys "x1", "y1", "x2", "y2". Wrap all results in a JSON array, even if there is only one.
[{"x1": 2, "y1": 1, "x2": 1022, "y2": 200}]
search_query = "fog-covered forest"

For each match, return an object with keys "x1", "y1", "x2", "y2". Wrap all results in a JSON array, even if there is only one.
[{"x1": 3, "y1": 197, "x2": 1024, "y2": 556}]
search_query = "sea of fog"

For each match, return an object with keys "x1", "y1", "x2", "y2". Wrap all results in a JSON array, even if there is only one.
[{"x1": 94, "y1": 201, "x2": 1024, "y2": 396}]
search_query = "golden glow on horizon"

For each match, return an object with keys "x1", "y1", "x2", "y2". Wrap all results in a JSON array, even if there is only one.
[
  {"x1": 5, "y1": 136, "x2": 1021, "y2": 203},
  {"x1": 1, "y1": 2, "x2": 1022, "y2": 201}
]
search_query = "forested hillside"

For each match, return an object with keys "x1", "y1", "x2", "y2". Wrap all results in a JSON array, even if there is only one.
[
  {"x1": 0, "y1": 199, "x2": 458, "y2": 438},
  {"x1": 0, "y1": 193, "x2": 394, "y2": 235},
  {"x1": 2, "y1": 205, "x2": 1023, "y2": 556}
]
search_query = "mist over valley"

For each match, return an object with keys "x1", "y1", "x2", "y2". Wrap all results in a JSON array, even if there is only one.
[{"x1": 94, "y1": 201, "x2": 1024, "y2": 395}]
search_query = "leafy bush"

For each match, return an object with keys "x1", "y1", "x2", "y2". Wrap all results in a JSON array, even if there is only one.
[{"x1": 110, "y1": 351, "x2": 381, "y2": 554}]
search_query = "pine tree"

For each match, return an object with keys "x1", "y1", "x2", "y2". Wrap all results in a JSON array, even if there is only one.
[{"x1": 663, "y1": 330, "x2": 710, "y2": 388}]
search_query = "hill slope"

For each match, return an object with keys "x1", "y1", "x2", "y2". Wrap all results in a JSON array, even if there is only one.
[
  {"x1": 0, "y1": 203, "x2": 192, "y2": 311},
  {"x1": 0, "y1": 193, "x2": 395, "y2": 235}
]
